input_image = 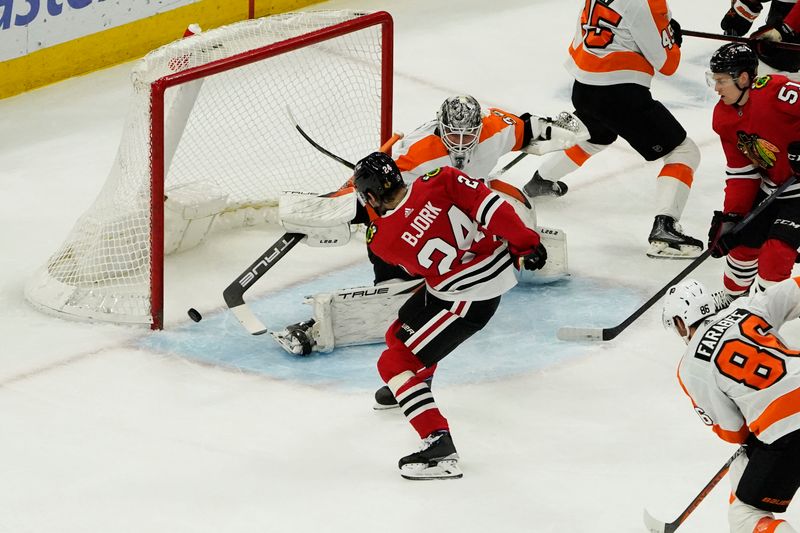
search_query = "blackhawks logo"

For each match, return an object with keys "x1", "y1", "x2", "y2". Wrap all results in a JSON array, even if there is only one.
[
  {"x1": 365, "y1": 223, "x2": 377, "y2": 244},
  {"x1": 421, "y1": 168, "x2": 442, "y2": 181},
  {"x1": 736, "y1": 131, "x2": 780, "y2": 169}
]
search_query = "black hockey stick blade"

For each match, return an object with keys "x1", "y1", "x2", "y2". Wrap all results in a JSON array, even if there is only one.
[
  {"x1": 285, "y1": 106, "x2": 356, "y2": 170},
  {"x1": 683, "y1": 29, "x2": 800, "y2": 52},
  {"x1": 223, "y1": 232, "x2": 304, "y2": 335},
  {"x1": 558, "y1": 175, "x2": 797, "y2": 342},
  {"x1": 642, "y1": 447, "x2": 744, "y2": 533}
]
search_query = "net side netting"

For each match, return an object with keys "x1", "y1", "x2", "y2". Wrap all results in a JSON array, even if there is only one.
[{"x1": 26, "y1": 10, "x2": 386, "y2": 324}]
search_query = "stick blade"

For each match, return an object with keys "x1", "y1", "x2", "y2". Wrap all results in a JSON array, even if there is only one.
[
  {"x1": 643, "y1": 509, "x2": 667, "y2": 533},
  {"x1": 556, "y1": 326, "x2": 605, "y2": 341},
  {"x1": 230, "y1": 304, "x2": 268, "y2": 335}
]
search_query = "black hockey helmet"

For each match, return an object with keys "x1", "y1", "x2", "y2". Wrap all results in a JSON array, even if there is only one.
[
  {"x1": 709, "y1": 43, "x2": 759, "y2": 80},
  {"x1": 353, "y1": 152, "x2": 404, "y2": 205}
]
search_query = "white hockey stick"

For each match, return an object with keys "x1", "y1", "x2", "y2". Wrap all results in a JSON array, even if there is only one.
[{"x1": 643, "y1": 447, "x2": 745, "y2": 533}]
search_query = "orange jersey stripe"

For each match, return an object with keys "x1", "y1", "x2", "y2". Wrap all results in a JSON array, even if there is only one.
[
  {"x1": 794, "y1": 276, "x2": 800, "y2": 289},
  {"x1": 646, "y1": 0, "x2": 680, "y2": 75},
  {"x1": 569, "y1": 42, "x2": 655, "y2": 76},
  {"x1": 395, "y1": 134, "x2": 449, "y2": 174},
  {"x1": 659, "y1": 163, "x2": 694, "y2": 187},
  {"x1": 712, "y1": 424, "x2": 750, "y2": 444},
  {"x1": 749, "y1": 387, "x2": 800, "y2": 438},
  {"x1": 482, "y1": 109, "x2": 526, "y2": 151},
  {"x1": 565, "y1": 144, "x2": 591, "y2": 166}
]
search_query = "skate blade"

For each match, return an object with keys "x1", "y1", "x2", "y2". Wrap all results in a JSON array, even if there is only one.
[
  {"x1": 646, "y1": 241, "x2": 702, "y2": 259},
  {"x1": 372, "y1": 402, "x2": 400, "y2": 411},
  {"x1": 400, "y1": 459, "x2": 463, "y2": 480}
]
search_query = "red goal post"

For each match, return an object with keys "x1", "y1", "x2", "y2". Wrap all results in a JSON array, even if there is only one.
[{"x1": 26, "y1": 10, "x2": 394, "y2": 329}]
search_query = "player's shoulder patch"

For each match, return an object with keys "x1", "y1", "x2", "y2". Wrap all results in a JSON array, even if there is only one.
[
  {"x1": 752, "y1": 75, "x2": 771, "y2": 89},
  {"x1": 420, "y1": 167, "x2": 442, "y2": 181},
  {"x1": 365, "y1": 223, "x2": 378, "y2": 244}
]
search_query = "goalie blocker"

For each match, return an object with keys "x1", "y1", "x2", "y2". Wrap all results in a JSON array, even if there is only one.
[{"x1": 272, "y1": 181, "x2": 569, "y2": 355}]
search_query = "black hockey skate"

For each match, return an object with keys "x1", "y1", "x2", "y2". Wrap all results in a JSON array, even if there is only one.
[
  {"x1": 647, "y1": 215, "x2": 703, "y2": 259},
  {"x1": 399, "y1": 430, "x2": 462, "y2": 480},
  {"x1": 373, "y1": 376, "x2": 433, "y2": 410},
  {"x1": 270, "y1": 319, "x2": 316, "y2": 355},
  {"x1": 523, "y1": 171, "x2": 568, "y2": 198}
]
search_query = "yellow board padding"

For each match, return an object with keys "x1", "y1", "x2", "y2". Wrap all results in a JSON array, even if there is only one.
[{"x1": 0, "y1": 0, "x2": 322, "y2": 100}]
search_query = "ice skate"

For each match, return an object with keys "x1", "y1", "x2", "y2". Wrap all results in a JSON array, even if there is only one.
[
  {"x1": 271, "y1": 319, "x2": 316, "y2": 355},
  {"x1": 647, "y1": 215, "x2": 703, "y2": 259},
  {"x1": 399, "y1": 430, "x2": 462, "y2": 480},
  {"x1": 523, "y1": 171, "x2": 568, "y2": 198}
]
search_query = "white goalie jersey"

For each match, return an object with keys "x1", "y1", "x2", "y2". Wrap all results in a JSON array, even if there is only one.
[{"x1": 678, "y1": 277, "x2": 800, "y2": 445}]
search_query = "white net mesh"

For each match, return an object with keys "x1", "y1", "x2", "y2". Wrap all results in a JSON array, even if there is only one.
[{"x1": 26, "y1": 10, "x2": 388, "y2": 325}]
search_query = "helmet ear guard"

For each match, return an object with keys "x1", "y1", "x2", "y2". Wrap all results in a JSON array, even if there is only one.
[{"x1": 437, "y1": 95, "x2": 483, "y2": 158}]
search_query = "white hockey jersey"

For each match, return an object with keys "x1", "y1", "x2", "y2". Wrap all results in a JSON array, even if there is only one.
[
  {"x1": 678, "y1": 277, "x2": 800, "y2": 445},
  {"x1": 566, "y1": 0, "x2": 681, "y2": 87},
  {"x1": 392, "y1": 108, "x2": 527, "y2": 182}
]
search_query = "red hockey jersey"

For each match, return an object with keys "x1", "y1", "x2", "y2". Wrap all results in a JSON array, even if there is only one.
[
  {"x1": 366, "y1": 166, "x2": 541, "y2": 301},
  {"x1": 712, "y1": 74, "x2": 800, "y2": 214}
]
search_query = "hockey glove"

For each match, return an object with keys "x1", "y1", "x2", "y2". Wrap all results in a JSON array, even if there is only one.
[
  {"x1": 708, "y1": 210, "x2": 743, "y2": 258},
  {"x1": 669, "y1": 18, "x2": 683, "y2": 47},
  {"x1": 721, "y1": 0, "x2": 763, "y2": 37},
  {"x1": 788, "y1": 141, "x2": 800, "y2": 175},
  {"x1": 514, "y1": 243, "x2": 547, "y2": 271}
]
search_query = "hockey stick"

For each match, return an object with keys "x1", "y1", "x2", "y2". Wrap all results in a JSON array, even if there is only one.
[
  {"x1": 223, "y1": 233, "x2": 304, "y2": 334},
  {"x1": 557, "y1": 175, "x2": 798, "y2": 341},
  {"x1": 286, "y1": 105, "x2": 404, "y2": 169},
  {"x1": 643, "y1": 447, "x2": 745, "y2": 533},
  {"x1": 683, "y1": 29, "x2": 800, "y2": 52}
]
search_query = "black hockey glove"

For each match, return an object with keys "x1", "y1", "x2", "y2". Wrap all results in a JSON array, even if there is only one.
[
  {"x1": 515, "y1": 243, "x2": 547, "y2": 271},
  {"x1": 721, "y1": 0, "x2": 763, "y2": 37},
  {"x1": 708, "y1": 210, "x2": 743, "y2": 258},
  {"x1": 669, "y1": 18, "x2": 683, "y2": 47},
  {"x1": 788, "y1": 140, "x2": 800, "y2": 175}
]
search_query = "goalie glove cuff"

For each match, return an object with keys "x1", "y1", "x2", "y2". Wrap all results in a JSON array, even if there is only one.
[{"x1": 522, "y1": 112, "x2": 589, "y2": 156}]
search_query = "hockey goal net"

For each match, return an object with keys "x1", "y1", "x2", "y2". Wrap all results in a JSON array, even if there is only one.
[{"x1": 26, "y1": 10, "x2": 393, "y2": 329}]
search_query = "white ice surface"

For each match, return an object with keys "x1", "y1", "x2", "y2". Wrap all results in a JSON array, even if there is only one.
[{"x1": 2, "y1": 0, "x2": 798, "y2": 532}]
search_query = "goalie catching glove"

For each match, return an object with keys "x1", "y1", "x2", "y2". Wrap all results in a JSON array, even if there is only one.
[
  {"x1": 513, "y1": 243, "x2": 548, "y2": 271},
  {"x1": 522, "y1": 111, "x2": 590, "y2": 156}
]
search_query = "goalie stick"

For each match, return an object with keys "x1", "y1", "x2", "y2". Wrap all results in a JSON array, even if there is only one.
[
  {"x1": 557, "y1": 175, "x2": 798, "y2": 341},
  {"x1": 683, "y1": 29, "x2": 800, "y2": 52},
  {"x1": 643, "y1": 447, "x2": 745, "y2": 533}
]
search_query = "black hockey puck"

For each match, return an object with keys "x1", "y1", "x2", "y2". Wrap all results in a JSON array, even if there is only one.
[{"x1": 188, "y1": 308, "x2": 202, "y2": 322}]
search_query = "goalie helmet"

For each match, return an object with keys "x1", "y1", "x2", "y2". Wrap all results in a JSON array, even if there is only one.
[
  {"x1": 437, "y1": 95, "x2": 483, "y2": 158},
  {"x1": 353, "y1": 152, "x2": 404, "y2": 206},
  {"x1": 662, "y1": 279, "x2": 716, "y2": 342},
  {"x1": 709, "y1": 43, "x2": 758, "y2": 80}
]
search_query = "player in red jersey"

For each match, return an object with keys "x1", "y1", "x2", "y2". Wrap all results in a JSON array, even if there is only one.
[
  {"x1": 707, "y1": 43, "x2": 800, "y2": 299},
  {"x1": 352, "y1": 152, "x2": 545, "y2": 480}
]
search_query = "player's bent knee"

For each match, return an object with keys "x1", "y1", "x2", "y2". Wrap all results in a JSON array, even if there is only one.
[
  {"x1": 759, "y1": 239, "x2": 798, "y2": 282},
  {"x1": 729, "y1": 498, "x2": 775, "y2": 533},
  {"x1": 377, "y1": 343, "x2": 423, "y2": 384},
  {"x1": 664, "y1": 137, "x2": 701, "y2": 171}
]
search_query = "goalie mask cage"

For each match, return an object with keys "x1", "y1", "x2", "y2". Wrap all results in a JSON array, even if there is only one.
[{"x1": 25, "y1": 10, "x2": 393, "y2": 329}]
